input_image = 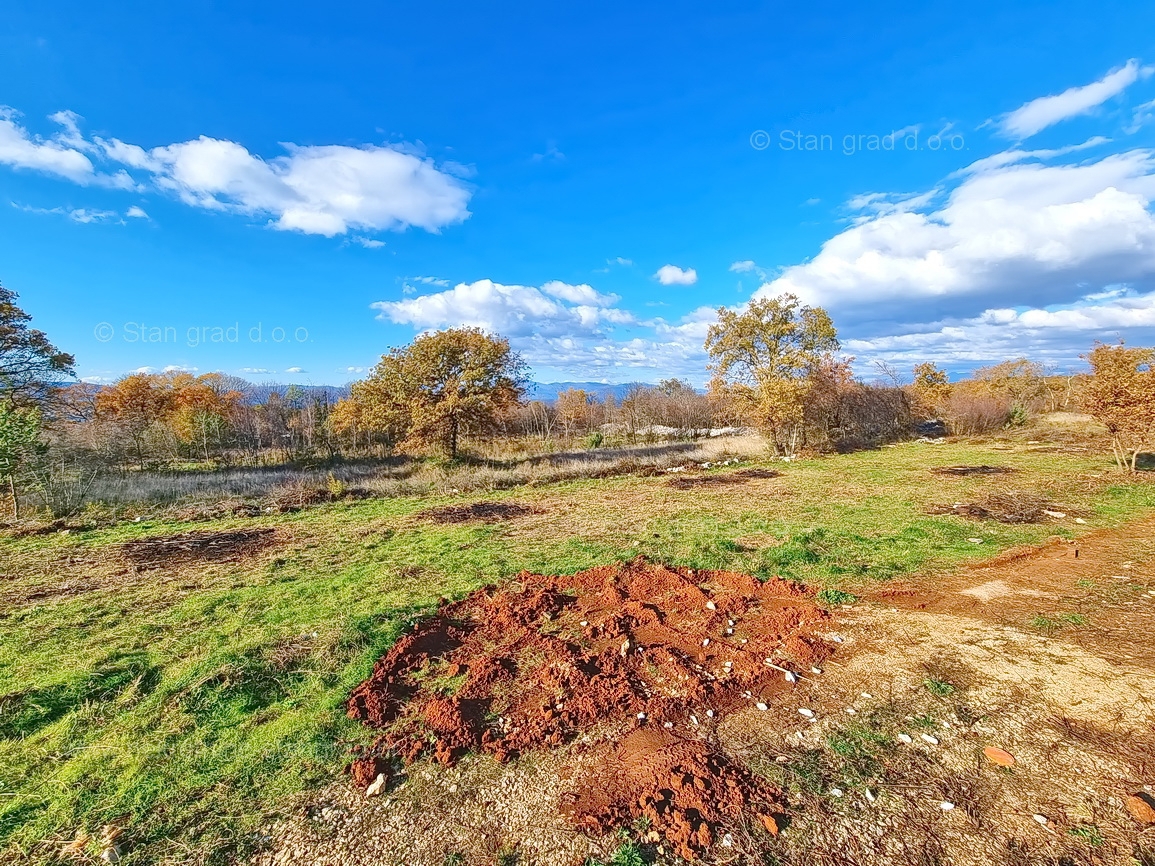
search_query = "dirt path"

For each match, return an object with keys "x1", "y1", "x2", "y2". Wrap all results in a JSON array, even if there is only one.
[{"x1": 873, "y1": 515, "x2": 1155, "y2": 668}]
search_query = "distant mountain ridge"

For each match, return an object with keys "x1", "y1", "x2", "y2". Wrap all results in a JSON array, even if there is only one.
[{"x1": 524, "y1": 381, "x2": 646, "y2": 403}]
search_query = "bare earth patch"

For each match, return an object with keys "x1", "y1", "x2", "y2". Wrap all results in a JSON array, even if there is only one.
[
  {"x1": 931, "y1": 465, "x2": 1017, "y2": 476},
  {"x1": 925, "y1": 491, "x2": 1072, "y2": 524},
  {"x1": 121, "y1": 527, "x2": 278, "y2": 569},
  {"x1": 416, "y1": 501, "x2": 538, "y2": 524}
]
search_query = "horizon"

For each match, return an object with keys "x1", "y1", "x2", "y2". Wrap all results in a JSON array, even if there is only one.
[{"x1": 3, "y1": 3, "x2": 1155, "y2": 387}]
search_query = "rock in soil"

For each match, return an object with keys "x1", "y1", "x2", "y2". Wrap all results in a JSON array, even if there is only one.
[{"x1": 1126, "y1": 792, "x2": 1155, "y2": 824}]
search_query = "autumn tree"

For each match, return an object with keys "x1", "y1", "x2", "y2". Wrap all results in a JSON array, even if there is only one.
[
  {"x1": 704, "y1": 293, "x2": 839, "y2": 454},
  {"x1": 167, "y1": 372, "x2": 242, "y2": 459},
  {"x1": 970, "y1": 358, "x2": 1046, "y2": 415},
  {"x1": 352, "y1": 328, "x2": 526, "y2": 458},
  {"x1": 1083, "y1": 342, "x2": 1155, "y2": 473},
  {"x1": 555, "y1": 388, "x2": 592, "y2": 438},
  {"x1": 1, "y1": 282, "x2": 75, "y2": 408},
  {"x1": 95, "y1": 373, "x2": 175, "y2": 466},
  {"x1": 909, "y1": 362, "x2": 951, "y2": 418}
]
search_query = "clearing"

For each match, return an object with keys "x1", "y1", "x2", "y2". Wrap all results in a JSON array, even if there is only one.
[{"x1": 2, "y1": 439, "x2": 1154, "y2": 864}]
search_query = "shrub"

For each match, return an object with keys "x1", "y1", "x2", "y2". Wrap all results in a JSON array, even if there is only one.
[{"x1": 942, "y1": 391, "x2": 1012, "y2": 435}]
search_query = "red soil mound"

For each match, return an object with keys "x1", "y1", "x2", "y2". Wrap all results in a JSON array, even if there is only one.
[{"x1": 346, "y1": 558, "x2": 830, "y2": 857}]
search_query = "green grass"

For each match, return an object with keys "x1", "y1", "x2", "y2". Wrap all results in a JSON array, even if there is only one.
[
  {"x1": 923, "y1": 678, "x2": 956, "y2": 698},
  {"x1": 817, "y1": 588, "x2": 858, "y2": 607},
  {"x1": 1, "y1": 440, "x2": 1153, "y2": 863}
]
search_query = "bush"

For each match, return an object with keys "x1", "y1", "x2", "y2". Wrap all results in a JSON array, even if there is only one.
[
  {"x1": 942, "y1": 391, "x2": 1012, "y2": 435},
  {"x1": 585, "y1": 431, "x2": 605, "y2": 450}
]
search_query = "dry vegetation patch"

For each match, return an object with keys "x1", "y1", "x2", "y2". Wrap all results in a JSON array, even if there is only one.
[
  {"x1": 926, "y1": 491, "x2": 1071, "y2": 524},
  {"x1": 931, "y1": 465, "x2": 1017, "y2": 476},
  {"x1": 120, "y1": 527, "x2": 278, "y2": 569},
  {"x1": 415, "y1": 501, "x2": 538, "y2": 524}
]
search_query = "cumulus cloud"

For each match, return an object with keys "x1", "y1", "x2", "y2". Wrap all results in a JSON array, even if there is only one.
[
  {"x1": 125, "y1": 205, "x2": 149, "y2": 219},
  {"x1": 0, "y1": 107, "x2": 472, "y2": 236},
  {"x1": 373, "y1": 279, "x2": 633, "y2": 339},
  {"x1": 284, "y1": 366, "x2": 306, "y2": 374},
  {"x1": 1, "y1": 107, "x2": 100, "y2": 183},
  {"x1": 655, "y1": 264, "x2": 698, "y2": 286},
  {"x1": 756, "y1": 148, "x2": 1155, "y2": 321},
  {"x1": 843, "y1": 288, "x2": 1155, "y2": 368},
  {"x1": 997, "y1": 59, "x2": 1153, "y2": 139},
  {"x1": 373, "y1": 279, "x2": 714, "y2": 379}
]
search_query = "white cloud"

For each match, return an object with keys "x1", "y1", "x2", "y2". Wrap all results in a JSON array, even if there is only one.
[
  {"x1": 373, "y1": 279, "x2": 633, "y2": 339},
  {"x1": 540, "y1": 280, "x2": 620, "y2": 306},
  {"x1": 139, "y1": 137, "x2": 470, "y2": 236},
  {"x1": 843, "y1": 288, "x2": 1155, "y2": 368},
  {"x1": 239, "y1": 367, "x2": 275, "y2": 375},
  {"x1": 350, "y1": 235, "x2": 385, "y2": 249},
  {"x1": 284, "y1": 366, "x2": 306, "y2": 374},
  {"x1": 1128, "y1": 98, "x2": 1155, "y2": 134},
  {"x1": 997, "y1": 59, "x2": 1153, "y2": 139},
  {"x1": 729, "y1": 259, "x2": 771, "y2": 280},
  {"x1": 655, "y1": 264, "x2": 698, "y2": 286},
  {"x1": 372, "y1": 278, "x2": 714, "y2": 380},
  {"x1": 0, "y1": 106, "x2": 472, "y2": 236},
  {"x1": 126, "y1": 205, "x2": 149, "y2": 219},
  {"x1": 13, "y1": 202, "x2": 122, "y2": 223},
  {"x1": 0, "y1": 107, "x2": 99, "y2": 183},
  {"x1": 756, "y1": 148, "x2": 1155, "y2": 319}
]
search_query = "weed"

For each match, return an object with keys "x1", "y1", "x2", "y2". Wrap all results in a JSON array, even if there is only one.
[
  {"x1": 443, "y1": 854, "x2": 464, "y2": 866},
  {"x1": 1069, "y1": 825, "x2": 1105, "y2": 846},
  {"x1": 496, "y1": 846, "x2": 520, "y2": 866},
  {"x1": 826, "y1": 723, "x2": 893, "y2": 785},
  {"x1": 1030, "y1": 616, "x2": 1059, "y2": 631},
  {"x1": 817, "y1": 588, "x2": 858, "y2": 607},
  {"x1": 923, "y1": 678, "x2": 956, "y2": 698},
  {"x1": 1060, "y1": 612, "x2": 1088, "y2": 626},
  {"x1": 608, "y1": 842, "x2": 649, "y2": 866}
]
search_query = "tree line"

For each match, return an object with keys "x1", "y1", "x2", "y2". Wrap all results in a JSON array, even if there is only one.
[{"x1": 3, "y1": 279, "x2": 1155, "y2": 519}]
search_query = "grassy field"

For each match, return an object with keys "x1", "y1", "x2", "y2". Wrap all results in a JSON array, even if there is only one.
[{"x1": 2, "y1": 439, "x2": 1153, "y2": 864}]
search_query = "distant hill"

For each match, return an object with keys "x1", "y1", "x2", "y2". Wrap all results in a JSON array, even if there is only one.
[
  {"x1": 240, "y1": 383, "x2": 351, "y2": 404},
  {"x1": 524, "y1": 381, "x2": 646, "y2": 403}
]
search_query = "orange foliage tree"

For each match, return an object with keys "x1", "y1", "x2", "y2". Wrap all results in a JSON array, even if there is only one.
[{"x1": 1083, "y1": 342, "x2": 1155, "y2": 473}]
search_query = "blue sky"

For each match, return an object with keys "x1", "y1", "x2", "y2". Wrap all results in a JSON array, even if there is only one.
[{"x1": 2, "y1": 1, "x2": 1155, "y2": 387}]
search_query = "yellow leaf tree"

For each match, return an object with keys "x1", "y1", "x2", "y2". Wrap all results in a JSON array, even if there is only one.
[
  {"x1": 1083, "y1": 342, "x2": 1155, "y2": 473},
  {"x1": 704, "y1": 293, "x2": 839, "y2": 454},
  {"x1": 352, "y1": 328, "x2": 525, "y2": 458}
]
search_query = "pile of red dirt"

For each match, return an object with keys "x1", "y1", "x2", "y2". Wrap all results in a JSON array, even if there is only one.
[{"x1": 346, "y1": 558, "x2": 831, "y2": 857}]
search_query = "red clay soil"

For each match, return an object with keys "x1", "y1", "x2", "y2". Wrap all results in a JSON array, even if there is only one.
[{"x1": 346, "y1": 557, "x2": 831, "y2": 857}]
